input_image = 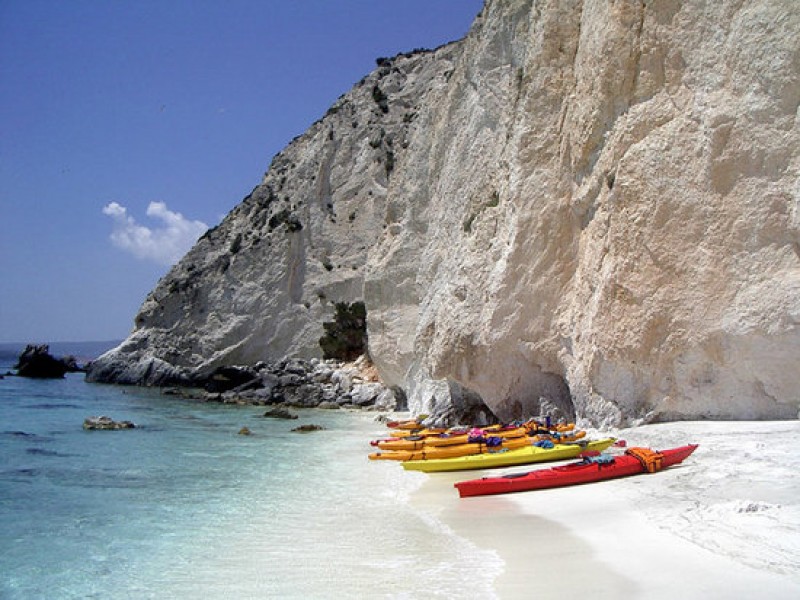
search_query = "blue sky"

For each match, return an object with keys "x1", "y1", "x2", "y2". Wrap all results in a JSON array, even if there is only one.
[{"x1": 0, "y1": 0, "x2": 483, "y2": 343}]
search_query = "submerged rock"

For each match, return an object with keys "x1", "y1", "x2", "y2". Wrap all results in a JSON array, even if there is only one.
[
  {"x1": 83, "y1": 416, "x2": 136, "y2": 430},
  {"x1": 291, "y1": 424, "x2": 325, "y2": 433},
  {"x1": 263, "y1": 407, "x2": 299, "y2": 419}
]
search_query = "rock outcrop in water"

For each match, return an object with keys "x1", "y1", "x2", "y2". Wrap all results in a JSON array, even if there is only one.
[
  {"x1": 89, "y1": 0, "x2": 800, "y2": 427},
  {"x1": 83, "y1": 416, "x2": 136, "y2": 430},
  {"x1": 15, "y1": 344, "x2": 83, "y2": 379}
]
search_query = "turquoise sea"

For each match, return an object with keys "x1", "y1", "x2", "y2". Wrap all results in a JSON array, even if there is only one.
[{"x1": 0, "y1": 344, "x2": 500, "y2": 599}]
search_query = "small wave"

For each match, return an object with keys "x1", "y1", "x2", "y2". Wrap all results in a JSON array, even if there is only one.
[
  {"x1": 29, "y1": 403, "x2": 81, "y2": 410},
  {"x1": 59, "y1": 470, "x2": 152, "y2": 489},
  {"x1": 4, "y1": 430, "x2": 37, "y2": 437},
  {"x1": 2, "y1": 467, "x2": 40, "y2": 478},
  {"x1": 26, "y1": 448, "x2": 73, "y2": 457},
  {"x1": 2, "y1": 430, "x2": 54, "y2": 442}
]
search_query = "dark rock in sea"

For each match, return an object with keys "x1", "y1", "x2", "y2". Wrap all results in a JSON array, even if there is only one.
[
  {"x1": 291, "y1": 424, "x2": 325, "y2": 433},
  {"x1": 238, "y1": 426, "x2": 252, "y2": 435},
  {"x1": 15, "y1": 344, "x2": 68, "y2": 378},
  {"x1": 83, "y1": 416, "x2": 136, "y2": 430},
  {"x1": 263, "y1": 407, "x2": 298, "y2": 419}
]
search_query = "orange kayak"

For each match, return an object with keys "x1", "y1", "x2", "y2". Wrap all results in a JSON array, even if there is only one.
[
  {"x1": 372, "y1": 426, "x2": 530, "y2": 451},
  {"x1": 369, "y1": 434, "x2": 531, "y2": 461}
]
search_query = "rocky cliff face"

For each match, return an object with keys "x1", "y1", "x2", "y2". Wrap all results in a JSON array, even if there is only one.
[{"x1": 89, "y1": 0, "x2": 800, "y2": 427}]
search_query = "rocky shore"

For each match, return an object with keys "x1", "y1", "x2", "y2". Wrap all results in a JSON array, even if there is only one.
[{"x1": 163, "y1": 355, "x2": 411, "y2": 415}]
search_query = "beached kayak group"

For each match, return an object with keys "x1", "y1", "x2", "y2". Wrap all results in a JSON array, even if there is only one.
[{"x1": 368, "y1": 417, "x2": 697, "y2": 498}]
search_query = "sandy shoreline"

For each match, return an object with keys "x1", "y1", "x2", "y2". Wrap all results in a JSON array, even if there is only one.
[{"x1": 410, "y1": 420, "x2": 800, "y2": 599}]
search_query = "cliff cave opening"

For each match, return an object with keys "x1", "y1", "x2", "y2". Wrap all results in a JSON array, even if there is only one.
[
  {"x1": 494, "y1": 368, "x2": 576, "y2": 424},
  {"x1": 447, "y1": 380, "x2": 497, "y2": 426},
  {"x1": 319, "y1": 301, "x2": 368, "y2": 361}
]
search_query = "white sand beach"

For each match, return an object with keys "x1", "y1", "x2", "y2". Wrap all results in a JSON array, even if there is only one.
[{"x1": 409, "y1": 420, "x2": 800, "y2": 599}]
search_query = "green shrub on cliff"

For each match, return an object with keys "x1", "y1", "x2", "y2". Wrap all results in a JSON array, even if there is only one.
[{"x1": 319, "y1": 301, "x2": 367, "y2": 361}]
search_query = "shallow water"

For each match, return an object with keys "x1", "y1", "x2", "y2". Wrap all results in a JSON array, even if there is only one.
[{"x1": 0, "y1": 363, "x2": 501, "y2": 599}]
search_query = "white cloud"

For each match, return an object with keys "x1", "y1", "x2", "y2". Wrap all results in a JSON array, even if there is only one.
[{"x1": 102, "y1": 201, "x2": 208, "y2": 266}]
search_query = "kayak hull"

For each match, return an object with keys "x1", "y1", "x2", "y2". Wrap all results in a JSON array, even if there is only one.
[
  {"x1": 401, "y1": 438, "x2": 616, "y2": 472},
  {"x1": 455, "y1": 444, "x2": 698, "y2": 497}
]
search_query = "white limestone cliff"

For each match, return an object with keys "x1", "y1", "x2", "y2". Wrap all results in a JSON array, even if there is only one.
[{"x1": 89, "y1": 0, "x2": 800, "y2": 427}]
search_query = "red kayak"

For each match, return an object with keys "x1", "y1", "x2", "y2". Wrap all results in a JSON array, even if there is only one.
[{"x1": 455, "y1": 444, "x2": 698, "y2": 498}]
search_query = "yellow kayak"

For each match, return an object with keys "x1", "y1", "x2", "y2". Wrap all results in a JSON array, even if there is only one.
[{"x1": 400, "y1": 438, "x2": 617, "y2": 472}]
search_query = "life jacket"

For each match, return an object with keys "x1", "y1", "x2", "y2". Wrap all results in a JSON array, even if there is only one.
[{"x1": 625, "y1": 447, "x2": 665, "y2": 473}]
